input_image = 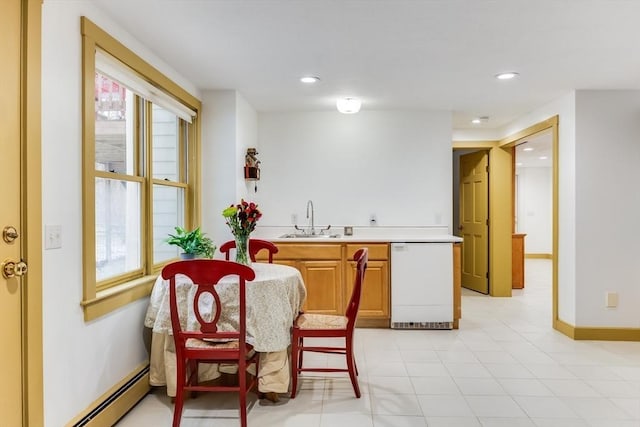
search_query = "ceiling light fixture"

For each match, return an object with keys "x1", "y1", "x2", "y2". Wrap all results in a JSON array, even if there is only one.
[
  {"x1": 495, "y1": 71, "x2": 519, "y2": 80},
  {"x1": 300, "y1": 76, "x2": 320, "y2": 83},
  {"x1": 471, "y1": 116, "x2": 489, "y2": 124},
  {"x1": 336, "y1": 97, "x2": 361, "y2": 114}
]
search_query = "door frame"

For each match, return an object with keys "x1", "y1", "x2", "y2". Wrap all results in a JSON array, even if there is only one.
[
  {"x1": 453, "y1": 116, "x2": 559, "y2": 325},
  {"x1": 20, "y1": 0, "x2": 44, "y2": 425}
]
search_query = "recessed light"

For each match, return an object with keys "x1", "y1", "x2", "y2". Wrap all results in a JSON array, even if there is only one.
[
  {"x1": 471, "y1": 118, "x2": 481, "y2": 124},
  {"x1": 523, "y1": 147, "x2": 534, "y2": 152},
  {"x1": 495, "y1": 71, "x2": 519, "y2": 80},
  {"x1": 539, "y1": 156, "x2": 548, "y2": 160},
  {"x1": 300, "y1": 76, "x2": 320, "y2": 83},
  {"x1": 516, "y1": 162, "x2": 523, "y2": 166}
]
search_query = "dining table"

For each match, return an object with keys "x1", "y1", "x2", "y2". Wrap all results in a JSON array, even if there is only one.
[{"x1": 144, "y1": 262, "x2": 307, "y2": 397}]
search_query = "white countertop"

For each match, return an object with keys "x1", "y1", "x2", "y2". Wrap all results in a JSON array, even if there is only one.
[{"x1": 252, "y1": 226, "x2": 463, "y2": 244}]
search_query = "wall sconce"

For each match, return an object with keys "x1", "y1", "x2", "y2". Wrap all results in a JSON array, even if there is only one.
[{"x1": 244, "y1": 148, "x2": 260, "y2": 192}]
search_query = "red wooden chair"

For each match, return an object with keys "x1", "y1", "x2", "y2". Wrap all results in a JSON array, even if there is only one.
[
  {"x1": 290, "y1": 248, "x2": 368, "y2": 398},
  {"x1": 220, "y1": 238, "x2": 279, "y2": 263},
  {"x1": 163, "y1": 259, "x2": 258, "y2": 427}
]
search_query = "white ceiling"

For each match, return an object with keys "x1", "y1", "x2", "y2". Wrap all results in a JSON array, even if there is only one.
[{"x1": 91, "y1": 0, "x2": 640, "y2": 130}]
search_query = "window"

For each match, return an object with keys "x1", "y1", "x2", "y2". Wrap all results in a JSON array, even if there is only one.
[{"x1": 81, "y1": 17, "x2": 201, "y2": 320}]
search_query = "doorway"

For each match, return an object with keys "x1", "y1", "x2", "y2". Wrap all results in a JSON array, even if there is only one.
[{"x1": 453, "y1": 116, "x2": 559, "y2": 329}]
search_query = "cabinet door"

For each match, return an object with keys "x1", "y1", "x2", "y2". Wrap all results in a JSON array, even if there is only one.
[
  {"x1": 346, "y1": 260, "x2": 390, "y2": 325},
  {"x1": 299, "y1": 260, "x2": 342, "y2": 315}
]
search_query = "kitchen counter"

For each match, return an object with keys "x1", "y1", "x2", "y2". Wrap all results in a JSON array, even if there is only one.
[
  {"x1": 251, "y1": 225, "x2": 463, "y2": 330},
  {"x1": 253, "y1": 226, "x2": 463, "y2": 244}
]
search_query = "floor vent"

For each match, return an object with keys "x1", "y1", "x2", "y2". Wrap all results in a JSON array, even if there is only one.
[
  {"x1": 391, "y1": 321, "x2": 453, "y2": 330},
  {"x1": 72, "y1": 365, "x2": 150, "y2": 427}
]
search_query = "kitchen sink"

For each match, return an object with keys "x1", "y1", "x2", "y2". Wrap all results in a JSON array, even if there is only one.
[{"x1": 279, "y1": 233, "x2": 341, "y2": 239}]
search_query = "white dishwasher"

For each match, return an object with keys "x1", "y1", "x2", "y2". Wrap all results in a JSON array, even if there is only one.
[{"x1": 390, "y1": 242, "x2": 453, "y2": 329}]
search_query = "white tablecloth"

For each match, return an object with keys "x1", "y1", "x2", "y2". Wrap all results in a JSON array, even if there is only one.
[{"x1": 144, "y1": 262, "x2": 306, "y2": 395}]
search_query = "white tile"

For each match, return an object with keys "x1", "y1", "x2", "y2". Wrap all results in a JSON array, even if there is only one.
[
  {"x1": 411, "y1": 376, "x2": 461, "y2": 395},
  {"x1": 424, "y1": 417, "x2": 481, "y2": 426},
  {"x1": 540, "y1": 379, "x2": 601, "y2": 397},
  {"x1": 608, "y1": 397, "x2": 640, "y2": 419},
  {"x1": 483, "y1": 363, "x2": 535, "y2": 379},
  {"x1": 454, "y1": 378, "x2": 506, "y2": 395},
  {"x1": 473, "y1": 351, "x2": 519, "y2": 364},
  {"x1": 370, "y1": 393, "x2": 423, "y2": 416},
  {"x1": 561, "y1": 396, "x2": 636, "y2": 420},
  {"x1": 531, "y1": 419, "x2": 589, "y2": 427},
  {"x1": 445, "y1": 363, "x2": 493, "y2": 378},
  {"x1": 525, "y1": 364, "x2": 578, "y2": 380},
  {"x1": 513, "y1": 396, "x2": 579, "y2": 419},
  {"x1": 373, "y1": 414, "x2": 428, "y2": 427},
  {"x1": 437, "y1": 350, "x2": 480, "y2": 363},
  {"x1": 478, "y1": 418, "x2": 536, "y2": 426},
  {"x1": 369, "y1": 376, "x2": 415, "y2": 395},
  {"x1": 465, "y1": 395, "x2": 527, "y2": 417},
  {"x1": 405, "y1": 361, "x2": 450, "y2": 377},
  {"x1": 564, "y1": 365, "x2": 624, "y2": 381},
  {"x1": 417, "y1": 395, "x2": 474, "y2": 417},
  {"x1": 400, "y1": 349, "x2": 440, "y2": 362},
  {"x1": 497, "y1": 378, "x2": 553, "y2": 397},
  {"x1": 366, "y1": 361, "x2": 408, "y2": 377},
  {"x1": 320, "y1": 413, "x2": 374, "y2": 427},
  {"x1": 585, "y1": 380, "x2": 640, "y2": 398}
]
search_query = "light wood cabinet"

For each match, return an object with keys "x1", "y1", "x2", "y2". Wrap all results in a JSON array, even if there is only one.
[
  {"x1": 453, "y1": 243, "x2": 461, "y2": 329},
  {"x1": 345, "y1": 244, "x2": 390, "y2": 327},
  {"x1": 256, "y1": 242, "x2": 390, "y2": 327},
  {"x1": 512, "y1": 234, "x2": 526, "y2": 289},
  {"x1": 298, "y1": 260, "x2": 342, "y2": 315}
]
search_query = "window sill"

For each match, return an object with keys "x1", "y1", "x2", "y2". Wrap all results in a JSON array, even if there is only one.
[{"x1": 81, "y1": 275, "x2": 157, "y2": 321}]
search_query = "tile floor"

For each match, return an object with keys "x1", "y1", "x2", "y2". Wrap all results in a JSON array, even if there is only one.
[{"x1": 117, "y1": 260, "x2": 640, "y2": 426}]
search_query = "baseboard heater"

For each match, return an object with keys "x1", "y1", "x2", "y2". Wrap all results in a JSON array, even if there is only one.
[
  {"x1": 70, "y1": 364, "x2": 150, "y2": 427},
  {"x1": 391, "y1": 321, "x2": 453, "y2": 330}
]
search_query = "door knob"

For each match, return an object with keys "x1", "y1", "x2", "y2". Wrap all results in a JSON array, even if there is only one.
[
  {"x1": 3, "y1": 226, "x2": 19, "y2": 243},
  {"x1": 2, "y1": 259, "x2": 28, "y2": 279}
]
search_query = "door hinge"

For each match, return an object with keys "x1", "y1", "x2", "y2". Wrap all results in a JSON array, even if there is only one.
[
  {"x1": 485, "y1": 165, "x2": 489, "y2": 173},
  {"x1": 486, "y1": 218, "x2": 489, "y2": 226},
  {"x1": 486, "y1": 271, "x2": 489, "y2": 279}
]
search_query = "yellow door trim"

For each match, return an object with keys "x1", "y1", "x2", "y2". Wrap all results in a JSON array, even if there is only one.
[{"x1": 22, "y1": 0, "x2": 44, "y2": 425}]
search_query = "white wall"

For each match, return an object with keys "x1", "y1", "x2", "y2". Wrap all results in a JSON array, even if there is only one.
[
  {"x1": 41, "y1": 2, "x2": 200, "y2": 425},
  {"x1": 256, "y1": 110, "x2": 453, "y2": 231},
  {"x1": 200, "y1": 90, "x2": 259, "y2": 252},
  {"x1": 574, "y1": 90, "x2": 640, "y2": 327},
  {"x1": 515, "y1": 167, "x2": 552, "y2": 254}
]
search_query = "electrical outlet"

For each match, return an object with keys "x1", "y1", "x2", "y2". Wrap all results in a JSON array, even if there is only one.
[
  {"x1": 291, "y1": 214, "x2": 298, "y2": 225},
  {"x1": 605, "y1": 292, "x2": 618, "y2": 308},
  {"x1": 369, "y1": 214, "x2": 377, "y2": 226}
]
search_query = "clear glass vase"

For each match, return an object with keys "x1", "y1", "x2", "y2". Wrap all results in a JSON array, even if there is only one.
[{"x1": 234, "y1": 233, "x2": 251, "y2": 266}]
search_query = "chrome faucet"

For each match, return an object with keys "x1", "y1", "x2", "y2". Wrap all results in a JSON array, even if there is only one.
[{"x1": 306, "y1": 200, "x2": 316, "y2": 235}]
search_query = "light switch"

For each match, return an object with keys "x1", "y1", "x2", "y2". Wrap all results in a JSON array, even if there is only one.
[
  {"x1": 45, "y1": 225, "x2": 62, "y2": 250},
  {"x1": 605, "y1": 292, "x2": 618, "y2": 308}
]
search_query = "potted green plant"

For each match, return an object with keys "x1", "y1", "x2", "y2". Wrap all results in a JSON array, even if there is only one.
[{"x1": 165, "y1": 226, "x2": 215, "y2": 259}]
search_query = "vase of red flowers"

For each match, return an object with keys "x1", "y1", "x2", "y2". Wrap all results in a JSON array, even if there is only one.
[{"x1": 222, "y1": 199, "x2": 262, "y2": 266}]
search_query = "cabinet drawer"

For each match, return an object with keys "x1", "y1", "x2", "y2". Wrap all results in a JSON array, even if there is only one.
[
  {"x1": 346, "y1": 243, "x2": 388, "y2": 260},
  {"x1": 270, "y1": 243, "x2": 342, "y2": 260}
]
